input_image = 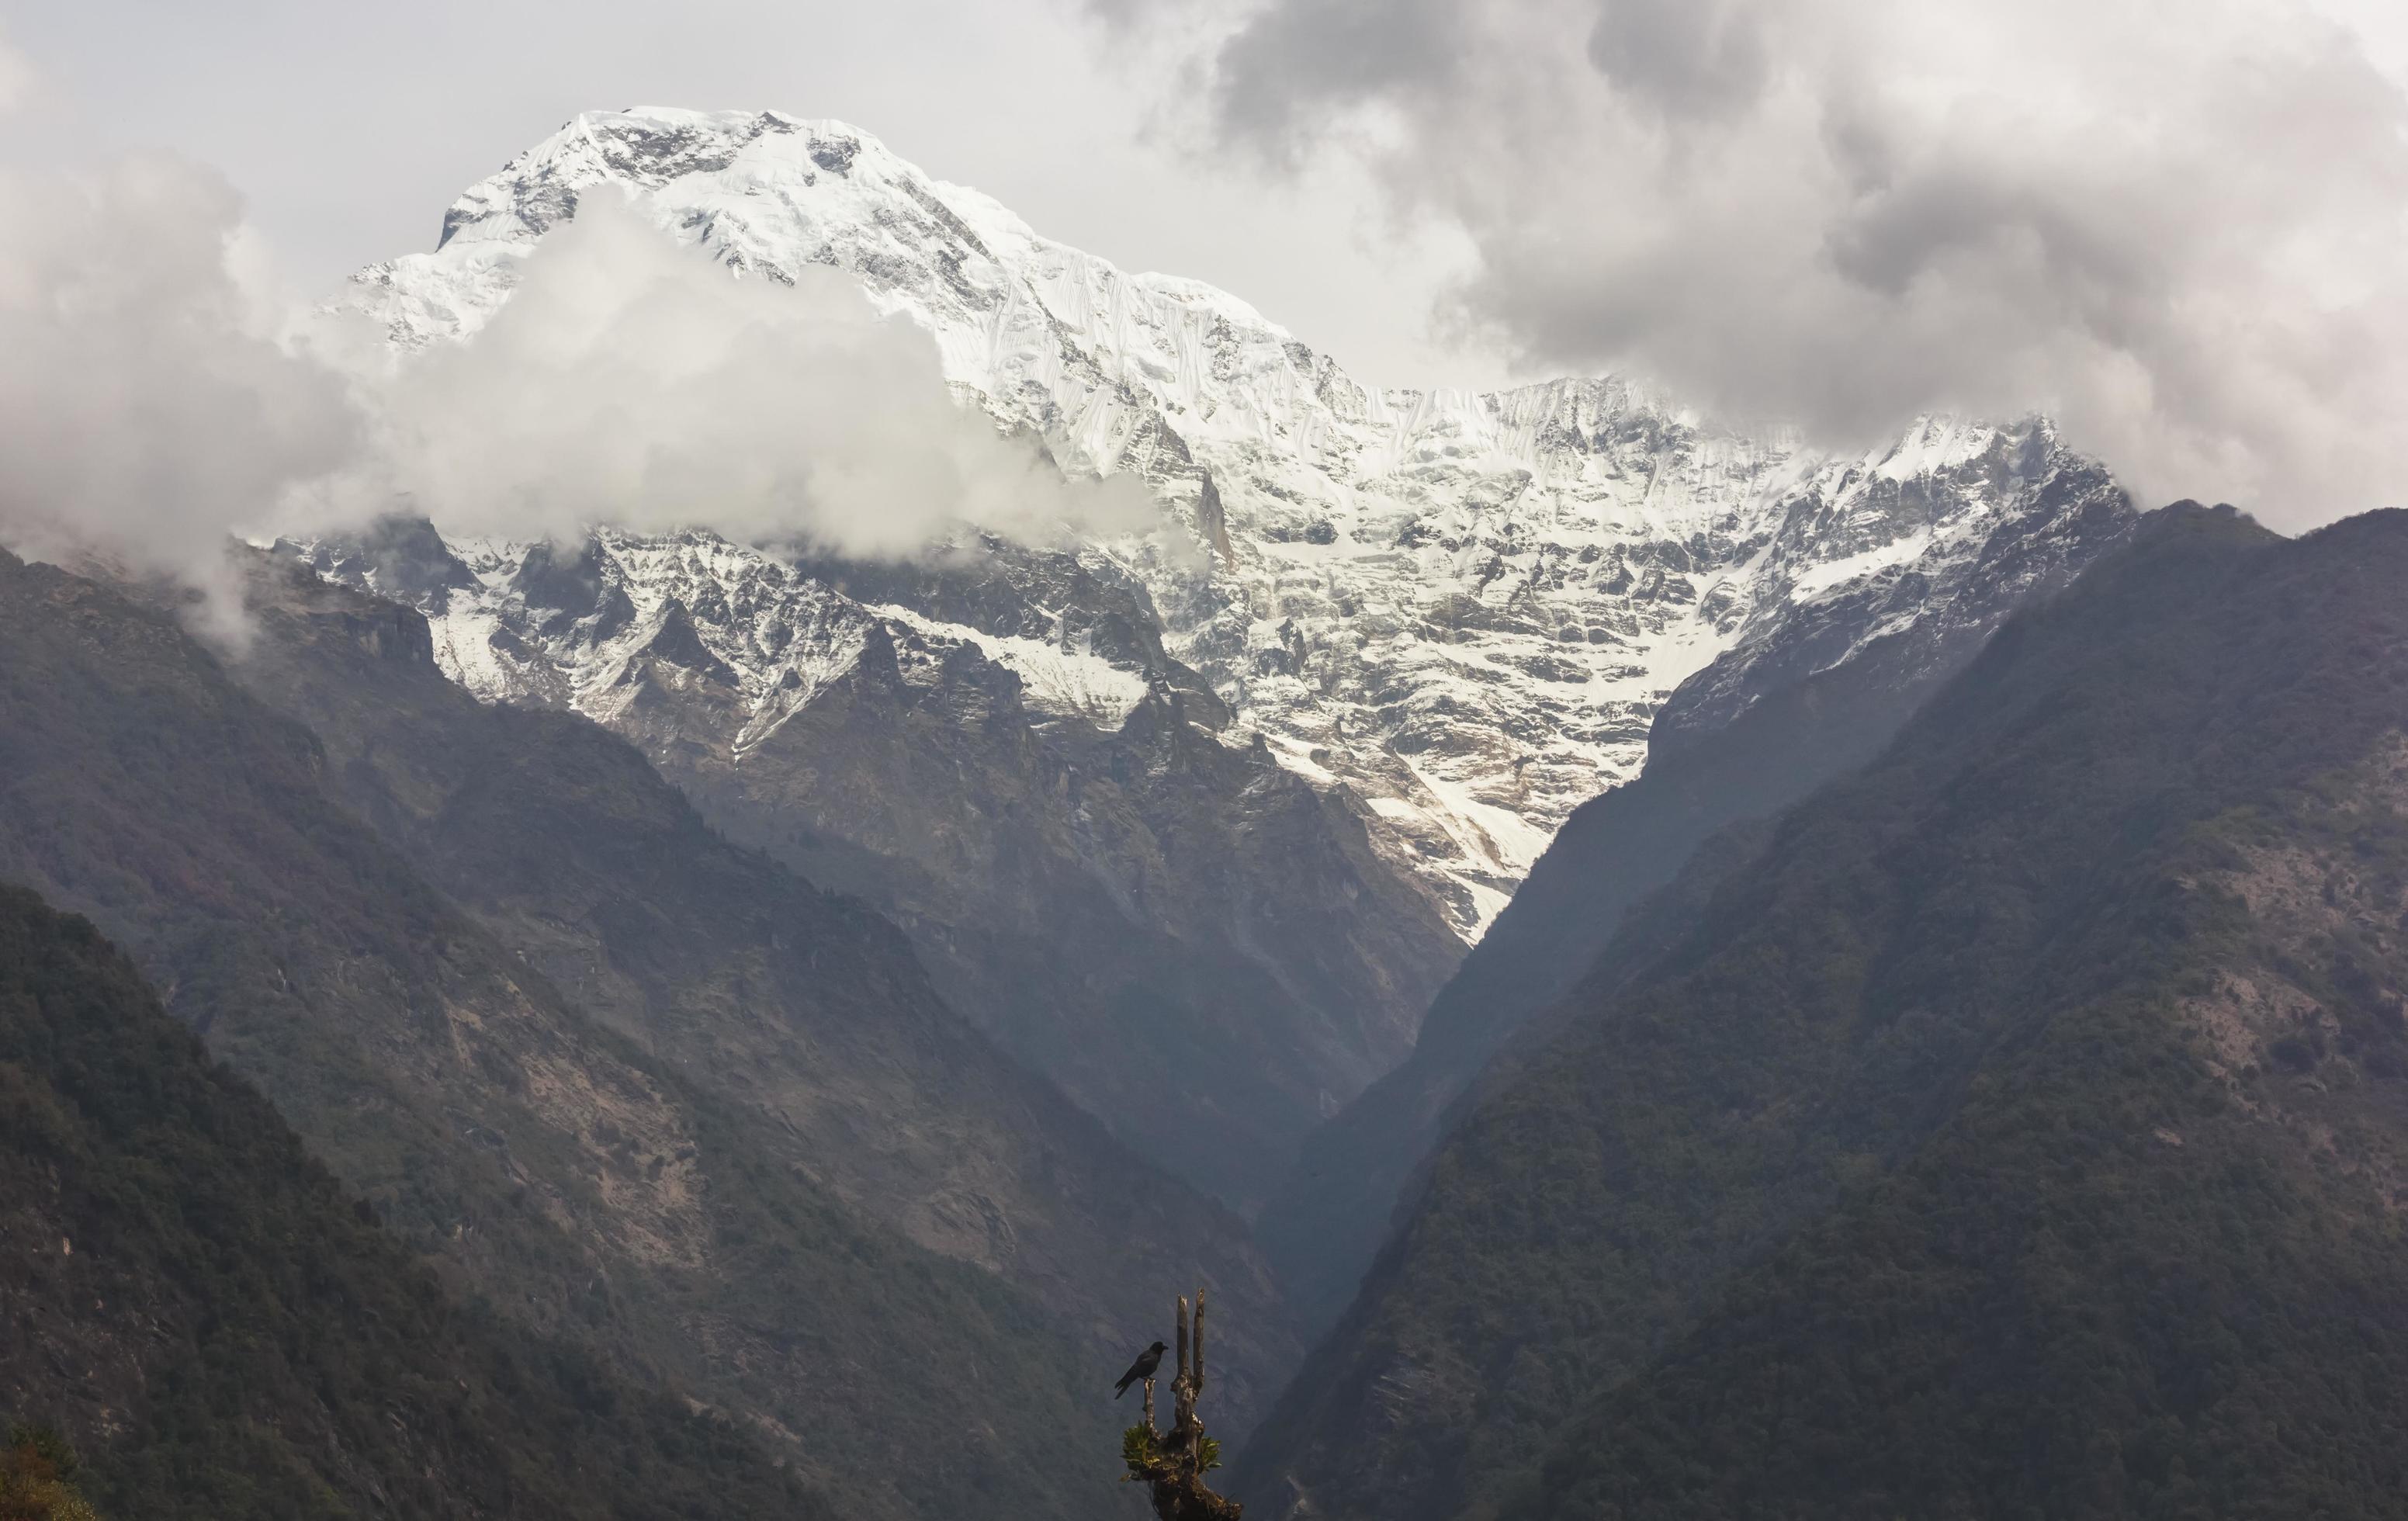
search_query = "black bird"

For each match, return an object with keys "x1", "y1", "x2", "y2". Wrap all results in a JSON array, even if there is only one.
[{"x1": 1115, "y1": 1340, "x2": 1168, "y2": 1398}]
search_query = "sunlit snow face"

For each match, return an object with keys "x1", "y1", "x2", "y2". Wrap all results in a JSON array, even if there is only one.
[
  {"x1": 0, "y1": 34, "x2": 1164, "y2": 629},
  {"x1": 345, "y1": 105, "x2": 2139, "y2": 937}
]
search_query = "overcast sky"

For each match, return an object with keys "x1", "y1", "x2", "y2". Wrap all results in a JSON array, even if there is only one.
[
  {"x1": 0, "y1": 0, "x2": 1489, "y2": 388},
  {"x1": 5, "y1": 0, "x2": 2406, "y2": 521}
]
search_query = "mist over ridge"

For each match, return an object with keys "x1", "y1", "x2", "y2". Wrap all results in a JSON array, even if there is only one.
[
  {"x1": 0, "y1": 50, "x2": 1164, "y2": 632},
  {"x1": 1101, "y1": 0, "x2": 2408, "y2": 527}
]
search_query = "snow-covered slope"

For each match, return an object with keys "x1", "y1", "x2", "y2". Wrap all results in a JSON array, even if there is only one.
[
  {"x1": 372, "y1": 525, "x2": 1153, "y2": 736},
  {"x1": 347, "y1": 106, "x2": 2133, "y2": 936}
]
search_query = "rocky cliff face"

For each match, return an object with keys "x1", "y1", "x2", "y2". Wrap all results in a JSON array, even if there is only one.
[
  {"x1": 225, "y1": 553, "x2": 1298, "y2": 1413},
  {"x1": 1256, "y1": 443, "x2": 2137, "y2": 1329}
]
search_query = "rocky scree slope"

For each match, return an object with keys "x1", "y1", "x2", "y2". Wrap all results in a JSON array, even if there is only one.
[
  {"x1": 1239, "y1": 505, "x2": 2408, "y2": 1520},
  {"x1": 0, "y1": 548, "x2": 1149, "y2": 1520},
  {"x1": 345, "y1": 105, "x2": 2137, "y2": 941},
  {"x1": 0, "y1": 883, "x2": 831, "y2": 1520}
]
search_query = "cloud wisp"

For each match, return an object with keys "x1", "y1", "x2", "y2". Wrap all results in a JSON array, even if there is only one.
[
  {"x1": 331, "y1": 192, "x2": 1156, "y2": 559},
  {"x1": 0, "y1": 30, "x2": 33, "y2": 113},
  {"x1": 1110, "y1": 0, "x2": 2408, "y2": 525},
  {"x1": 0, "y1": 129, "x2": 1156, "y2": 632},
  {"x1": 0, "y1": 147, "x2": 361, "y2": 640}
]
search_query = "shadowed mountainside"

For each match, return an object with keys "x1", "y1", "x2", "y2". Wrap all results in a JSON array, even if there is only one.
[
  {"x1": 1242, "y1": 504, "x2": 2408, "y2": 1519},
  {"x1": 222, "y1": 551, "x2": 1299, "y2": 1421},
  {"x1": 0, "y1": 547, "x2": 1197, "y2": 1519},
  {"x1": 289, "y1": 520, "x2": 1464, "y2": 1214},
  {"x1": 1259, "y1": 469, "x2": 2135, "y2": 1331},
  {"x1": 0, "y1": 882, "x2": 830, "y2": 1519}
]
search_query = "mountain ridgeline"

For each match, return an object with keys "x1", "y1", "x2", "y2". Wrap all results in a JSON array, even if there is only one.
[
  {"x1": 1239, "y1": 504, "x2": 2408, "y2": 1519},
  {"x1": 353, "y1": 107, "x2": 2146, "y2": 951}
]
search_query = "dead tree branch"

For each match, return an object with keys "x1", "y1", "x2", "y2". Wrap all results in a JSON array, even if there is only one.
[{"x1": 1120, "y1": 1287, "x2": 1241, "y2": 1519}]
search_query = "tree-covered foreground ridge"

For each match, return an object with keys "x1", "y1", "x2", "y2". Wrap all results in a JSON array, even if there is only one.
[{"x1": 0, "y1": 1425, "x2": 99, "y2": 1521}]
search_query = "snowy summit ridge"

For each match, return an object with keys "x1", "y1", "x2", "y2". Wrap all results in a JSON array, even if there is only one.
[{"x1": 345, "y1": 106, "x2": 2134, "y2": 937}]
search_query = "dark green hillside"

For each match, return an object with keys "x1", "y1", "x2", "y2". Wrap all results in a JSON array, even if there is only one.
[
  {"x1": 0, "y1": 548, "x2": 1121, "y2": 1519},
  {"x1": 1255, "y1": 643, "x2": 1925, "y2": 1333},
  {"x1": 1506, "y1": 888, "x2": 2408, "y2": 1519},
  {"x1": 0, "y1": 883, "x2": 827, "y2": 1519},
  {"x1": 1259, "y1": 459, "x2": 2133, "y2": 1336},
  {"x1": 217, "y1": 552, "x2": 1297, "y2": 1429},
  {"x1": 1243, "y1": 504, "x2": 2408, "y2": 1519}
]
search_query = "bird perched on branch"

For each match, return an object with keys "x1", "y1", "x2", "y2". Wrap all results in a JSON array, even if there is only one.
[{"x1": 1115, "y1": 1340, "x2": 1168, "y2": 1398}]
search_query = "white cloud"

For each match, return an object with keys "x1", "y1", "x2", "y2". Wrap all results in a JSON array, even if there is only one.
[
  {"x1": 0, "y1": 151, "x2": 1157, "y2": 638},
  {"x1": 322, "y1": 191, "x2": 1157, "y2": 557},
  {"x1": 0, "y1": 152, "x2": 361, "y2": 640},
  {"x1": 1124, "y1": 0, "x2": 2408, "y2": 526},
  {"x1": 0, "y1": 33, "x2": 33, "y2": 113}
]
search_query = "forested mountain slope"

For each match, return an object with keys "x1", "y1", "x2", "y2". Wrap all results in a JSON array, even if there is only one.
[
  {"x1": 0, "y1": 883, "x2": 826, "y2": 1519},
  {"x1": 1242, "y1": 504, "x2": 2408, "y2": 1519},
  {"x1": 221, "y1": 549, "x2": 1295, "y2": 1419},
  {"x1": 0, "y1": 548, "x2": 1144, "y2": 1519},
  {"x1": 1259, "y1": 472, "x2": 2133, "y2": 1328}
]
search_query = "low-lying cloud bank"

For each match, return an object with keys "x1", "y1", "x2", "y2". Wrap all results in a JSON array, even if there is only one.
[
  {"x1": 327, "y1": 195, "x2": 1155, "y2": 558},
  {"x1": 1104, "y1": 0, "x2": 2408, "y2": 527},
  {"x1": 0, "y1": 39, "x2": 1155, "y2": 631},
  {"x1": 0, "y1": 150, "x2": 359, "y2": 633}
]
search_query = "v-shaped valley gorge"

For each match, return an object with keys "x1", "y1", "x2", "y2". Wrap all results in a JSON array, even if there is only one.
[
  {"x1": 312, "y1": 106, "x2": 2136, "y2": 1213},
  {"x1": 32, "y1": 93, "x2": 2408, "y2": 1521}
]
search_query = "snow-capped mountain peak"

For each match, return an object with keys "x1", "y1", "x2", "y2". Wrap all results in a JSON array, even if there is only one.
[{"x1": 343, "y1": 106, "x2": 2135, "y2": 937}]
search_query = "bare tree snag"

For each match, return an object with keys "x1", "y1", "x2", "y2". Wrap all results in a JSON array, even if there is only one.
[
  {"x1": 1120, "y1": 1286, "x2": 1241, "y2": 1519},
  {"x1": 1173, "y1": 1294, "x2": 1195, "y2": 1438}
]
